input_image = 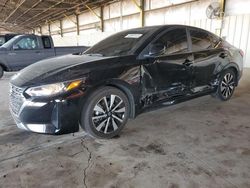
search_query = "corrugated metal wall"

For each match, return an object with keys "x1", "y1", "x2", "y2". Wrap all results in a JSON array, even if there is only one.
[
  {"x1": 222, "y1": 15, "x2": 250, "y2": 67},
  {"x1": 185, "y1": 15, "x2": 250, "y2": 67}
]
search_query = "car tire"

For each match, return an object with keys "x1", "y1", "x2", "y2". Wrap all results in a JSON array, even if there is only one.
[
  {"x1": 80, "y1": 86, "x2": 130, "y2": 139},
  {"x1": 0, "y1": 66, "x2": 3, "y2": 79},
  {"x1": 215, "y1": 69, "x2": 236, "y2": 101}
]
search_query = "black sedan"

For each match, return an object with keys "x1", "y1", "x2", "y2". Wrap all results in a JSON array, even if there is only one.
[{"x1": 9, "y1": 25, "x2": 243, "y2": 139}]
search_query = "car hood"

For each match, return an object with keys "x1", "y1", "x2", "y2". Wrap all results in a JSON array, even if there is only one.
[{"x1": 10, "y1": 54, "x2": 116, "y2": 87}]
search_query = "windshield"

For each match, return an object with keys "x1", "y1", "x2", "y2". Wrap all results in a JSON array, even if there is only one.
[
  {"x1": 84, "y1": 27, "x2": 159, "y2": 57},
  {"x1": 1, "y1": 35, "x2": 20, "y2": 48}
]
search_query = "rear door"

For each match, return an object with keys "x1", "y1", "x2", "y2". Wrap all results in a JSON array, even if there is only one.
[
  {"x1": 188, "y1": 28, "x2": 226, "y2": 92},
  {"x1": 39, "y1": 36, "x2": 55, "y2": 59}
]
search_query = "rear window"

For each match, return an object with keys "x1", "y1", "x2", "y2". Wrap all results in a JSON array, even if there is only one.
[
  {"x1": 42, "y1": 36, "x2": 52, "y2": 49},
  {"x1": 190, "y1": 29, "x2": 219, "y2": 51}
]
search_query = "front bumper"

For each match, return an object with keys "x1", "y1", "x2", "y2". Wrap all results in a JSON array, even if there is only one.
[{"x1": 9, "y1": 85, "x2": 80, "y2": 134}]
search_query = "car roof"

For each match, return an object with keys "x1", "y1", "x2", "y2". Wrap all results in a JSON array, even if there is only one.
[
  {"x1": 149, "y1": 25, "x2": 220, "y2": 40},
  {"x1": 128, "y1": 24, "x2": 219, "y2": 37}
]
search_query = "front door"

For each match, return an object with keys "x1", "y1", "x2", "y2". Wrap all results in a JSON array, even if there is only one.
[
  {"x1": 7, "y1": 36, "x2": 41, "y2": 70},
  {"x1": 142, "y1": 27, "x2": 193, "y2": 100}
]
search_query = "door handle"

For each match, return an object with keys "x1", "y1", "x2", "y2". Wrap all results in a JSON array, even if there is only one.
[
  {"x1": 219, "y1": 52, "x2": 228, "y2": 58},
  {"x1": 35, "y1": 51, "x2": 41, "y2": 53},
  {"x1": 183, "y1": 59, "x2": 193, "y2": 66}
]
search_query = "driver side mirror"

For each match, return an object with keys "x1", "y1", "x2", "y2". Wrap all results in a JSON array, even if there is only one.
[
  {"x1": 12, "y1": 44, "x2": 19, "y2": 50},
  {"x1": 148, "y1": 43, "x2": 165, "y2": 56}
]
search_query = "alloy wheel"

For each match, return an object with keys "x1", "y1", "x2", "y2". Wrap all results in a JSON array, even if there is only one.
[
  {"x1": 92, "y1": 94, "x2": 126, "y2": 134},
  {"x1": 220, "y1": 73, "x2": 235, "y2": 99}
]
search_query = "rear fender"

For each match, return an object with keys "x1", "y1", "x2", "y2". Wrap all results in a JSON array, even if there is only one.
[{"x1": 216, "y1": 62, "x2": 241, "y2": 85}]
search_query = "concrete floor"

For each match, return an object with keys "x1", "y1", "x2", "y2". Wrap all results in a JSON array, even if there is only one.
[{"x1": 0, "y1": 70, "x2": 250, "y2": 188}]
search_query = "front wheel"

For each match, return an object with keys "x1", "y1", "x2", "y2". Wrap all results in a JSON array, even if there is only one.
[
  {"x1": 215, "y1": 69, "x2": 236, "y2": 101},
  {"x1": 81, "y1": 86, "x2": 130, "y2": 139}
]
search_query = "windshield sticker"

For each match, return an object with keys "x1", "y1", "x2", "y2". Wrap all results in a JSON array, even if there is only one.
[{"x1": 124, "y1": 34, "x2": 143, "y2": 39}]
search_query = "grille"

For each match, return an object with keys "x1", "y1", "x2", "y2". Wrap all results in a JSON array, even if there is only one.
[{"x1": 9, "y1": 84, "x2": 25, "y2": 116}]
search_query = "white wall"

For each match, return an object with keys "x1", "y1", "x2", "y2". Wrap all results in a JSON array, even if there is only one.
[
  {"x1": 226, "y1": 0, "x2": 250, "y2": 16},
  {"x1": 48, "y1": 0, "x2": 217, "y2": 46},
  {"x1": 35, "y1": 0, "x2": 250, "y2": 67}
]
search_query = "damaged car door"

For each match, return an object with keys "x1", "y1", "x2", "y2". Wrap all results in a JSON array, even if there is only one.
[{"x1": 141, "y1": 27, "x2": 193, "y2": 104}]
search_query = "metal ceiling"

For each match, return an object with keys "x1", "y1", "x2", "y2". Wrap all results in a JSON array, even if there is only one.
[{"x1": 0, "y1": 0, "x2": 116, "y2": 33}]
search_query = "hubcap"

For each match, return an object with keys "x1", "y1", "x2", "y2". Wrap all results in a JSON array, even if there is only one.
[
  {"x1": 92, "y1": 94, "x2": 126, "y2": 134},
  {"x1": 220, "y1": 73, "x2": 235, "y2": 99}
]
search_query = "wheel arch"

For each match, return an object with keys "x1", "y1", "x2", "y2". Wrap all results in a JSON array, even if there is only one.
[
  {"x1": 0, "y1": 62, "x2": 8, "y2": 71},
  {"x1": 79, "y1": 79, "x2": 139, "y2": 121},
  {"x1": 105, "y1": 79, "x2": 138, "y2": 119},
  {"x1": 81, "y1": 73, "x2": 141, "y2": 119},
  {"x1": 222, "y1": 63, "x2": 240, "y2": 85}
]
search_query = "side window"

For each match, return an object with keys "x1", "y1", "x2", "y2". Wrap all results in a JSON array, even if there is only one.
[
  {"x1": 190, "y1": 30, "x2": 218, "y2": 51},
  {"x1": 14, "y1": 37, "x2": 38, "y2": 50},
  {"x1": 154, "y1": 28, "x2": 188, "y2": 55},
  {"x1": 0, "y1": 37, "x2": 5, "y2": 46},
  {"x1": 42, "y1": 36, "x2": 52, "y2": 49}
]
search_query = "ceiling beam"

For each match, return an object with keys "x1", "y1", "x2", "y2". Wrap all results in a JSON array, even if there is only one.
[
  {"x1": 0, "y1": 0, "x2": 10, "y2": 13},
  {"x1": 24, "y1": 9, "x2": 64, "y2": 26},
  {"x1": 4, "y1": 0, "x2": 27, "y2": 22},
  {"x1": 0, "y1": 23, "x2": 31, "y2": 33},
  {"x1": 20, "y1": 0, "x2": 65, "y2": 25},
  {"x1": 18, "y1": 7, "x2": 70, "y2": 11},
  {"x1": 36, "y1": 1, "x2": 109, "y2": 26},
  {"x1": 24, "y1": 0, "x2": 87, "y2": 27},
  {"x1": 19, "y1": 0, "x2": 115, "y2": 30},
  {"x1": 46, "y1": 0, "x2": 79, "y2": 5},
  {"x1": 13, "y1": 0, "x2": 43, "y2": 23}
]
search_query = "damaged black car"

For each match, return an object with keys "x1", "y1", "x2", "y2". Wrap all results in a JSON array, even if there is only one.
[{"x1": 9, "y1": 25, "x2": 243, "y2": 138}]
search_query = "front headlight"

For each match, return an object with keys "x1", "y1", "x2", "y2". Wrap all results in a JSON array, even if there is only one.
[{"x1": 25, "y1": 80, "x2": 82, "y2": 97}]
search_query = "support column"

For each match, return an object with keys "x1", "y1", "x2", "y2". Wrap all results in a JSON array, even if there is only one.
[
  {"x1": 132, "y1": 0, "x2": 145, "y2": 27},
  {"x1": 85, "y1": 4, "x2": 103, "y2": 32},
  {"x1": 48, "y1": 23, "x2": 51, "y2": 35},
  {"x1": 59, "y1": 20, "x2": 63, "y2": 37},
  {"x1": 221, "y1": 0, "x2": 226, "y2": 15},
  {"x1": 219, "y1": 0, "x2": 227, "y2": 37},
  {"x1": 100, "y1": 6, "x2": 104, "y2": 32},
  {"x1": 140, "y1": 0, "x2": 145, "y2": 27},
  {"x1": 76, "y1": 14, "x2": 80, "y2": 35},
  {"x1": 39, "y1": 26, "x2": 42, "y2": 35}
]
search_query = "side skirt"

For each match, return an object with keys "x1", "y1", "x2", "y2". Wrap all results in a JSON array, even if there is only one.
[{"x1": 140, "y1": 89, "x2": 215, "y2": 114}]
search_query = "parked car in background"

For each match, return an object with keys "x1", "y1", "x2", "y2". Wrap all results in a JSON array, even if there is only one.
[
  {"x1": 9, "y1": 25, "x2": 243, "y2": 139},
  {"x1": 0, "y1": 34, "x2": 88, "y2": 78},
  {"x1": 0, "y1": 34, "x2": 18, "y2": 46}
]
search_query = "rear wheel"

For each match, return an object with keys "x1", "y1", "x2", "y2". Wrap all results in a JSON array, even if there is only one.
[
  {"x1": 81, "y1": 86, "x2": 130, "y2": 139},
  {"x1": 215, "y1": 69, "x2": 236, "y2": 101},
  {"x1": 0, "y1": 66, "x2": 3, "y2": 79}
]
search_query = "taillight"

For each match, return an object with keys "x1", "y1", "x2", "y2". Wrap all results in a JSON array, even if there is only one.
[{"x1": 239, "y1": 50, "x2": 244, "y2": 57}]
